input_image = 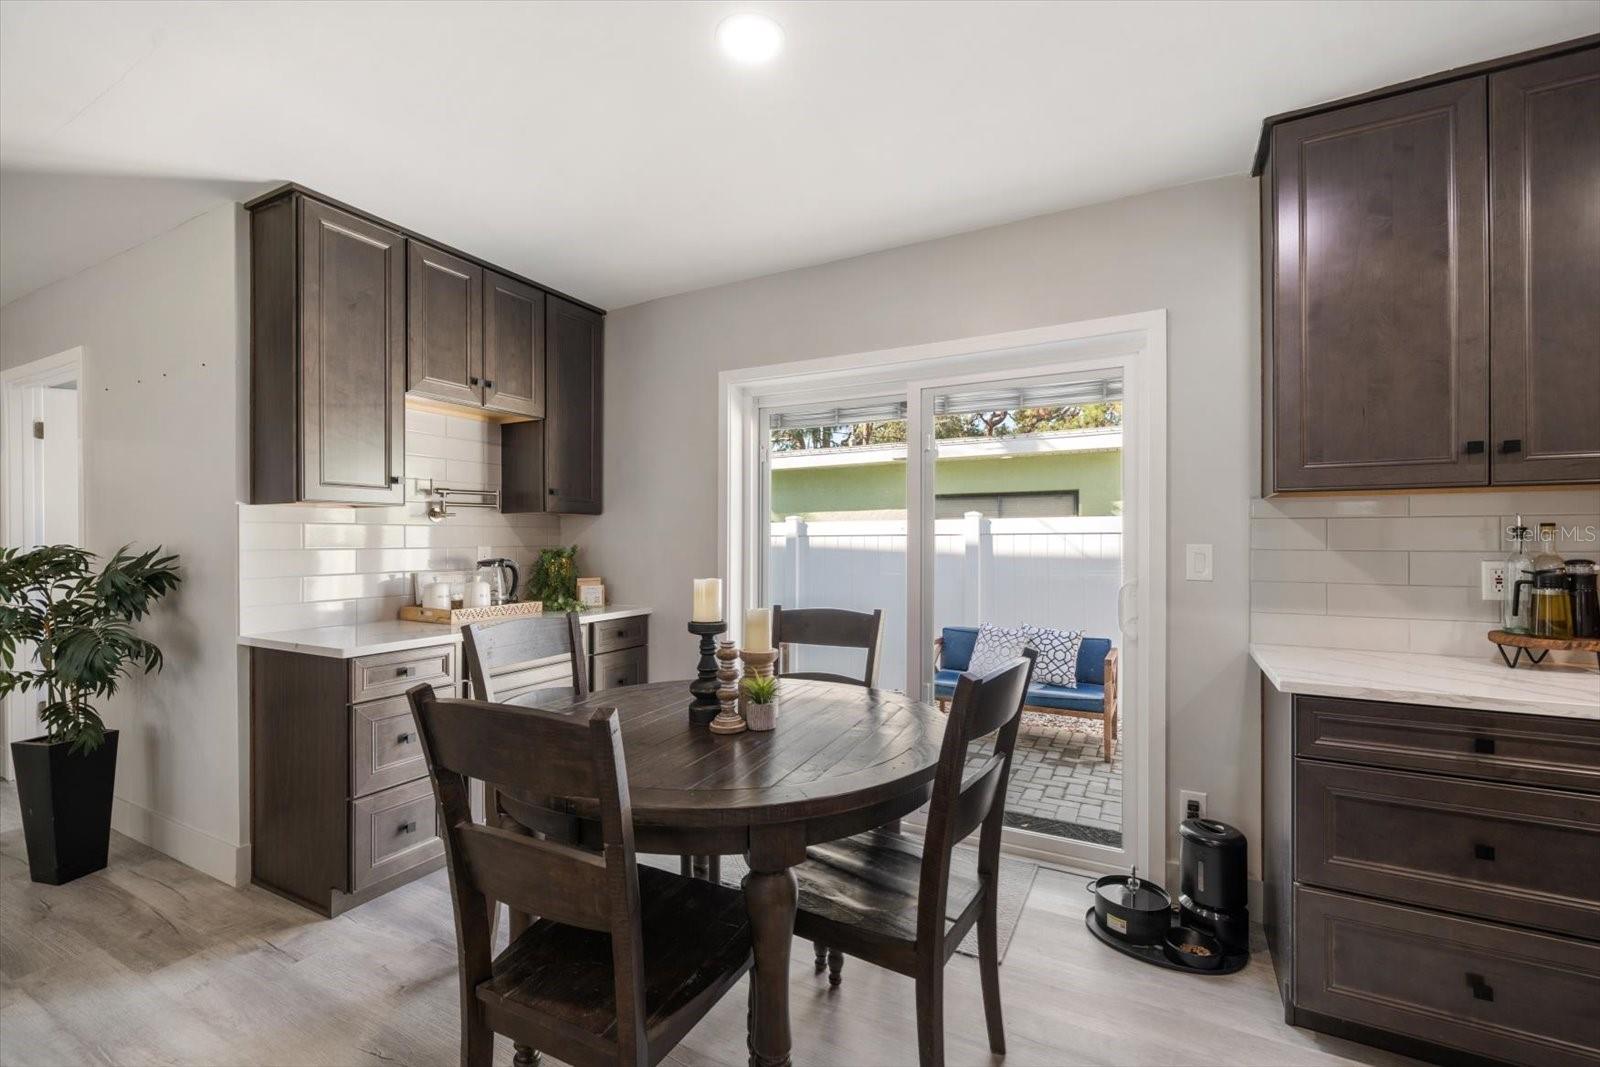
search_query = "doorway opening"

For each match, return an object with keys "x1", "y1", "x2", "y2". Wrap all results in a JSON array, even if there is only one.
[{"x1": 2, "y1": 347, "x2": 85, "y2": 779}]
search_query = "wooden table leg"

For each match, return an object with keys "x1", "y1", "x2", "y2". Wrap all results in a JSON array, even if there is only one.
[{"x1": 744, "y1": 832, "x2": 802, "y2": 1067}]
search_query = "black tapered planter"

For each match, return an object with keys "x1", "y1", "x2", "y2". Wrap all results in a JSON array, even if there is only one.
[{"x1": 10, "y1": 730, "x2": 118, "y2": 885}]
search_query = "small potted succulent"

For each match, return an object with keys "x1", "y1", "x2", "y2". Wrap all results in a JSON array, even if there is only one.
[
  {"x1": 741, "y1": 674, "x2": 779, "y2": 731},
  {"x1": 0, "y1": 544, "x2": 181, "y2": 884}
]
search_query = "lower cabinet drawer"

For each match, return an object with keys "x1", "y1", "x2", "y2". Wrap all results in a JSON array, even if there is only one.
[
  {"x1": 350, "y1": 778, "x2": 443, "y2": 892},
  {"x1": 350, "y1": 695, "x2": 427, "y2": 798},
  {"x1": 590, "y1": 615, "x2": 648, "y2": 655},
  {"x1": 350, "y1": 643, "x2": 457, "y2": 704},
  {"x1": 591, "y1": 645, "x2": 646, "y2": 692},
  {"x1": 1296, "y1": 760, "x2": 1600, "y2": 939},
  {"x1": 1294, "y1": 886, "x2": 1600, "y2": 1067}
]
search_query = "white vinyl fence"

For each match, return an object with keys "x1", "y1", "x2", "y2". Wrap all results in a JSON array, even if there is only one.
[{"x1": 768, "y1": 513, "x2": 1122, "y2": 688}]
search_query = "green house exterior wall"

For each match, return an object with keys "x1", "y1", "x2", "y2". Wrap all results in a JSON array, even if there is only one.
[{"x1": 771, "y1": 450, "x2": 1122, "y2": 518}]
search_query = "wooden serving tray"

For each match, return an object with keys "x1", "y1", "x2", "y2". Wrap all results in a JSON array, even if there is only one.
[
  {"x1": 1487, "y1": 629, "x2": 1600, "y2": 669},
  {"x1": 399, "y1": 601, "x2": 544, "y2": 629}
]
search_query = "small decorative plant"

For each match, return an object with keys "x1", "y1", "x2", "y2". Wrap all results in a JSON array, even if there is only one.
[
  {"x1": 741, "y1": 674, "x2": 779, "y2": 706},
  {"x1": 525, "y1": 546, "x2": 581, "y2": 613},
  {"x1": 0, "y1": 544, "x2": 181, "y2": 753}
]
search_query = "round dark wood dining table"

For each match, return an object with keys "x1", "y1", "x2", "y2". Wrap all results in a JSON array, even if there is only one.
[{"x1": 520, "y1": 676, "x2": 948, "y2": 1067}]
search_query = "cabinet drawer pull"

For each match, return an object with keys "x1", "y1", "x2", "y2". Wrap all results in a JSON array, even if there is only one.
[
  {"x1": 1464, "y1": 440, "x2": 1485, "y2": 455},
  {"x1": 469, "y1": 376, "x2": 480, "y2": 386},
  {"x1": 483, "y1": 379, "x2": 494, "y2": 389},
  {"x1": 1473, "y1": 843, "x2": 1495, "y2": 861},
  {"x1": 390, "y1": 475, "x2": 401, "y2": 484},
  {"x1": 1466, "y1": 972, "x2": 1494, "y2": 1002},
  {"x1": 1472, "y1": 736, "x2": 1496, "y2": 754},
  {"x1": 548, "y1": 487, "x2": 558, "y2": 495},
  {"x1": 396, "y1": 731, "x2": 413, "y2": 745},
  {"x1": 394, "y1": 665, "x2": 416, "y2": 678},
  {"x1": 398, "y1": 820, "x2": 417, "y2": 835},
  {"x1": 1499, "y1": 438, "x2": 1523, "y2": 454}
]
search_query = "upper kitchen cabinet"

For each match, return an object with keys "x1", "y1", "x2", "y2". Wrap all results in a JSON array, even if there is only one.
[
  {"x1": 250, "y1": 193, "x2": 406, "y2": 505},
  {"x1": 1489, "y1": 48, "x2": 1600, "y2": 485},
  {"x1": 1265, "y1": 79, "x2": 1490, "y2": 492},
  {"x1": 482, "y1": 271, "x2": 546, "y2": 418},
  {"x1": 1258, "y1": 39, "x2": 1599, "y2": 493},
  {"x1": 406, "y1": 241, "x2": 483, "y2": 407},
  {"x1": 543, "y1": 295, "x2": 603, "y2": 514}
]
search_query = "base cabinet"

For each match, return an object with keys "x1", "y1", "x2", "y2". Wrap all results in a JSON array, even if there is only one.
[
  {"x1": 1263, "y1": 690, "x2": 1600, "y2": 1067},
  {"x1": 251, "y1": 643, "x2": 457, "y2": 916}
]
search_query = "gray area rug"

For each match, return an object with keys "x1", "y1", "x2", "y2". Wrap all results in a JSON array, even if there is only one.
[{"x1": 645, "y1": 850, "x2": 1040, "y2": 961}]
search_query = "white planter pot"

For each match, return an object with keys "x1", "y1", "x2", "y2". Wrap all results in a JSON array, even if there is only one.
[{"x1": 746, "y1": 701, "x2": 778, "y2": 731}]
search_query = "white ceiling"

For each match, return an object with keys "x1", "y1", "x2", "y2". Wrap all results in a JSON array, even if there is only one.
[{"x1": 2, "y1": 1, "x2": 1596, "y2": 309}]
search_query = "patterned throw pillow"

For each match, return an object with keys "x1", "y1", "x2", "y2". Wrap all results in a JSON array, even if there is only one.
[
  {"x1": 968, "y1": 623, "x2": 1030, "y2": 675},
  {"x1": 1022, "y1": 625, "x2": 1084, "y2": 688}
]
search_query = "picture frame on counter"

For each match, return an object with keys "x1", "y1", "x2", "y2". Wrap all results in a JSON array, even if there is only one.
[{"x1": 578, "y1": 577, "x2": 606, "y2": 608}]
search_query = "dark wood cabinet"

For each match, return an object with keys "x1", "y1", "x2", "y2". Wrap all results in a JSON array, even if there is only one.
[
  {"x1": 543, "y1": 295, "x2": 603, "y2": 514},
  {"x1": 251, "y1": 193, "x2": 406, "y2": 505},
  {"x1": 248, "y1": 183, "x2": 604, "y2": 512},
  {"x1": 1259, "y1": 39, "x2": 1599, "y2": 493},
  {"x1": 1267, "y1": 79, "x2": 1489, "y2": 491},
  {"x1": 1490, "y1": 48, "x2": 1600, "y2": 485},
  {"x1": 406, "y1": 241, "x2": 483, "y2": 407},
  {"x1": 1262, "y1": 688, "x2": 1600, "y2": 1067},
  {"x1": 482, "y1": 270, "x2": 545, "y2": 418}
]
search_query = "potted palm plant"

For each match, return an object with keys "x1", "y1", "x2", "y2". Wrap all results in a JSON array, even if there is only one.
[
  {"x1": 742, "y1": 673, "x2": 779, "y2": 731},
  {"x1": 0, "y1": 544, "x2": 180, "y2": 884}
]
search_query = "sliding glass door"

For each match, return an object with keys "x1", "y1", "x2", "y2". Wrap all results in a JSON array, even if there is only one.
[{"x1": 760, "y1": 396, "x2": 909, "y2": 688}]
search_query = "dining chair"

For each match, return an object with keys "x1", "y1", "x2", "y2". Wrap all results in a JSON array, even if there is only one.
[
  {"x1": 771, "y1": 605, "x2": 885, "y2": 687},
  {"x1": 407, "y1": 685, "x2": 754, "y2": 1067},
  {"x1": 790, "y1": 649, "x2": 1037, "y2": 1067}
]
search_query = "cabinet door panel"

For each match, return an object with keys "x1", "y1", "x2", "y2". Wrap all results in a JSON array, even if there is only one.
[
  {"x1": 300, "y1": 199, "x2": 406, "y2": 504},
  {"x1": 483, "y1": 271, "x2": 545, "y2": 418},
  {"x1": 1271, "y1": 78, "x2": 1489, "y2": 490},
  {"x1": 407, "y1": 241, "x2": 483, "y2": 407},
  {"x1": 545, "y1": 296, "x2": 603, "y2": 514},
  {"x1": 1490, "y1": 48, "x2": 1600, "y2": 485}
]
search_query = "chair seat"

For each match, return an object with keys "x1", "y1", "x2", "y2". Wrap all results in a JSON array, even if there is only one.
[
  {"x1": 793, "y1": 828, "x2": 981, "y2": 949},
  {"x1": 480, "y1": 864, "x2": 751, "y2": 1046},
  {"x1": 934, "y1": 670, "x2": 1105, "y2": 713}
]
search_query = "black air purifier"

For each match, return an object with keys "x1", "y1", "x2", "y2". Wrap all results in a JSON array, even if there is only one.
[{"x1": 1178, "y1": 817, "x2": 1249, "y2": 955}]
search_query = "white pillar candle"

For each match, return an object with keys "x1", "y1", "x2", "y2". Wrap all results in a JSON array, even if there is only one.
[
  {"x1": 744, "y1": 607, "x2": 773, "y2": 653},
  {"x1": 692, "y1": 578, "x2": 723, "y2": 622}
]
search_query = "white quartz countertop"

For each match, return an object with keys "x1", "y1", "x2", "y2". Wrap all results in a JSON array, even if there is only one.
[
  {"x1": 1251, "y1": 643, "x2": 1600, "y2": 720},
  {"x1": 239, "y1": 606, "x2": 652, "y2": 659}
]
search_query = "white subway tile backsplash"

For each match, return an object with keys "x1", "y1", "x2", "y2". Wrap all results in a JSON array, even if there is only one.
[
  {"x1": 240, "y1": 409, "x2": 562, "y2": 635},
  {"x1": 1249, "y1": 518, "x2": 1327, "y2": 550},
  {"x1": 302, "y1": 523, "x2": 405, "y2": 549},
  {"x1": 1250, "y1": 581, "x2": 1327, "y2": 614},
  {"x1": 1250, "y1": 496, "x2": 1408, "y2": 519},
  {"x1": 1408, "y1": 489, "x2": 1600, "y2": 517},
  {"x1": 1250, "y1": 549, "x2": 1408, "y2": 585},
  {"x1": 1250, "y1": 611, "x2": 1410, "y2": 651},
  {"x1": 1251, "y1": 490, "x2": 1593, "y2": 659},
  {"x1": 1326, "y1": 516, "x2": 1500, "y2": 552},
  {"x1": 1325, "y1": 583, "x2": 1498, "y2": 622}
]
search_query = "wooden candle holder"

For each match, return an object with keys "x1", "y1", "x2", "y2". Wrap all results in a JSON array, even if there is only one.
[
  {"x1": 687, "y1": 620, "x2": 726, "y2": 725},
  {"x1": 709, "y1": 640, "x2": 747, "y2": 734}
]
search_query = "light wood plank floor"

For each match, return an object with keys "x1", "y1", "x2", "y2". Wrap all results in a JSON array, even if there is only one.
[{"x1": 0, "y1": 784, "x2": 1416, "y2": 1067}]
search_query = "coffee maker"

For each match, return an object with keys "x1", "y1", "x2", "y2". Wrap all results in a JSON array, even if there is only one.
[{"x1": 1178, "y1": 817, "x2": 1249, "y2": 955}]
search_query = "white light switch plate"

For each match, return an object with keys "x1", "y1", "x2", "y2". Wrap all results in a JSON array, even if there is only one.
[{"x1": 1185, "y1": 543, "x2": 1214, "y2": 582}]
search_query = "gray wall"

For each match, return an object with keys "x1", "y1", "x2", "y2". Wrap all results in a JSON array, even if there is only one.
[
  {"x1": 565, "y1": 175, "x2": 1262, "y2": 877},
  {"x1": 0, "y1": 204, "x2": 251, "y2": 884}
]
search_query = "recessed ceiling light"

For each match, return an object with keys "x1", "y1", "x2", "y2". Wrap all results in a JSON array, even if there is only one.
[{"x1": 717, "y1": 13, "x2": 784, "y2": 65}]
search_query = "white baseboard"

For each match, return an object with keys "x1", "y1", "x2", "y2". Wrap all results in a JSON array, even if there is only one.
[{"x1": 111, "y1": 796, "x2": 249, "y2": 888}]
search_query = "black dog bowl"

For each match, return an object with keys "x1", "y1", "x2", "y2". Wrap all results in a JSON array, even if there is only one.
[{"x1": 1162, "y1": 926, "x2": 1223, "y2": 970}]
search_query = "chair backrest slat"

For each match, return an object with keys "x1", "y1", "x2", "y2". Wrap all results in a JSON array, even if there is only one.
[
  {"x1": 772, "y1": 605, "x2": 885, "y2": 687},
  {"x1": 417, "y1": 694, "x2": 600, "y2": 796},
  {"x1": 463, "y1": 613, "x2": 588, "y2": 703},
  {"x1": 916, "y1": 649, "x2": 1036, "y2": 947},
  {"x1": 454, "y1": 821, "x2": 611, "y2": 930}
]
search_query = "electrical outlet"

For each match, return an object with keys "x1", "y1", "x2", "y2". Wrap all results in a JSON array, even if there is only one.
[
  {"x1": 1180, "y1": 790, "x2": 1207, "y2": 823},
  {"x1": 1481, "y1": 561, "x2": 1507, "y2": 600}
]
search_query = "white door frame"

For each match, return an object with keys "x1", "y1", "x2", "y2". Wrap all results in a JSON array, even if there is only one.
[
  {"x1": 1, "y1": 346, "x2": 87, "y2": 777},
  {"x1": 718, "y1": 312, "x2": 1167, "y2": 879}
]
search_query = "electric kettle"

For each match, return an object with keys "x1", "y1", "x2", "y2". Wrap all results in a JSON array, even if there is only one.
[{"x1": 475, "y1": 558, "x2": 520, "y2": 606}]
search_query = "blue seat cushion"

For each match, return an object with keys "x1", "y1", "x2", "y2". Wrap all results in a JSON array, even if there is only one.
[
  {"x1": 942, "y1": 626, "x2": 1112, "y2": 687},
  {"x1": 933, "y1": 669, "x2": 1106, "y2": 715}
]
